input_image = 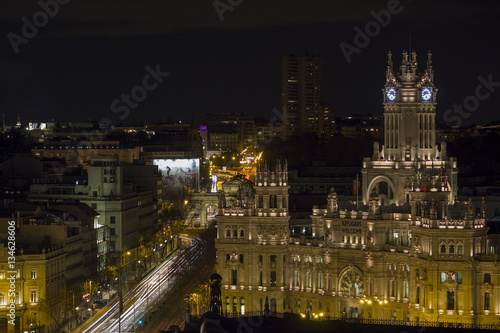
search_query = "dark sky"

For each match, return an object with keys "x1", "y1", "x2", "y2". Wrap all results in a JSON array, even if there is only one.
[{"x1": 0, "y1": 0, "x2": 499, "y2": 127}]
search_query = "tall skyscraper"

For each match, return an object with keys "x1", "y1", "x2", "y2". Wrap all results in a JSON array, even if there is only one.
[{"x1": 282, "y1": 55, "x2": 324, "y2": 137}]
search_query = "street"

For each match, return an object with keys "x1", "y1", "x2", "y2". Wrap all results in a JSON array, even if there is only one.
[{"x1": 74, "y1": 235, "x2": 208, "y2": 333}]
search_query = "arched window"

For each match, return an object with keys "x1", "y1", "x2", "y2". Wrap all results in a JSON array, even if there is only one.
[
  {"x1": 233, "y1": 229, "x2": 238, "y2": 238},
  {"x1": 31, "y1": 270, "x2": 37, "y2": 279},
  {"x1": 239, "y1": 229, "x2": 244, "y2": 238},
  {"x1": 440, "y1": 244, "x2": 446, "y2": 254},
  {"x1": 226, "y1": 229, "x2": 231, "y2": 238},
  {"x1": 449, "y1": 245, "x2": 455, "y2": 254},
  {"x1": 270, "y1": 298, "x2": 277, "y2": 312},
  {"x1": 457, "y1": 244, "x2": 464, "y2": 255},
  {"x1": 484, "y1": 273, "x2": 491, "y2": 284},
  {"x1": 350, "y1": 282, "x2": 359, "y2": 297}
]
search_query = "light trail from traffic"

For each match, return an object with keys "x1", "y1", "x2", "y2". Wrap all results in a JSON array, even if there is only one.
[{"x1": 76, "y1": 236, "x2": 206, "y2": 333}]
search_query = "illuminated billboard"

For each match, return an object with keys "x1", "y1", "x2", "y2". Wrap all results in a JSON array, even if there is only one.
[{"x1": 153, "y1": 159, "x2": 200, "y2": 202}]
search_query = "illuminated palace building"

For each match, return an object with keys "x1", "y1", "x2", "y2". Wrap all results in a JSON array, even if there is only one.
[{"x1": 215, "y1": 50, "x2": 500, "y2": 326}]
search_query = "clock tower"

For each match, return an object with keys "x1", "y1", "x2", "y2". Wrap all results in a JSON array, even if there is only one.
[{"x1": 362, "y1": 50, "x2": 458, "y2": 206}]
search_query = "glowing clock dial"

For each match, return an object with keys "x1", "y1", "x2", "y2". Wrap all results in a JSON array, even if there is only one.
[
  {"x1": 387, "y1": 88, "x2": 396, "y2": 101},
  {"x1": 422, "y1": 88, "x2": 432, "y2": 101}
]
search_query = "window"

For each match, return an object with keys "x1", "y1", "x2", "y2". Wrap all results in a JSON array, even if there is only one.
[
  {"x1": 270, "y1": 255, "x2": 277, "y2": 263},
  {"x1": 240, "y1": 297, "x2": 245, "y2": 315},
  {"x1": 485, "y1": 292, "x2": 490, "y2": 310},
  {"x1": 110, "y1": 216, "x2": 115, "y2": 224},
  {"x1": 391, "y1": 280, "x2": 395, "y2": 297},
  {"x1": 270, "y1": 271, "x2": 277, "y2": 287},
  {"x1": 239, "y1": 254, "x2": 244, "y2": 263},
  {"x1": 449, "y1": 245, "x2": 455, "y2": 254},
  {"x1": 239, "y1": 229, "x2": 244, "y2": 238},
  {"x1": 307, "y1": 272, "x2": 312, "y2": 288},
  {"x1": 110, "y1": 241, "x2": 115, "y2": 252},
  {"x1": 404, "y1": 281, "x2": 409, "y2": 298},
  {"x1": 31, "y1": 290, "x2": 38, "y2": 303},
  {"x1": 457, "y1": 273, "x2": 462, "y2": 284},
  {"x1": 226, "y1": 254, "x2": 230, "y2": 262},
  {"x1": 319, "y1": 273, "x2": 323, "y2": 289},
  {"x1": 15, "y1": 292, "x2": 20, "y2": 304},
  {"x1": 457, "y1": 244, "x2": 464, "y2": 255},
  {"x1": 0, "y1": 293, "x2": 4, "y2": 305},
  {"x1": 416, "y1": 268, "x2": 420, "y2": 277},
  {"x1": 233, "y1": 297, "x2": 237, "y2": 313},
  {"x1": 259, "y1": 270, "x2": 263, "y2": 286},
  {"x1": 226, "y1": 229, "x2": 231, "y2": 238},
  {"x1": 440, "y1": 244, "x2": 446, "y2": 254},
  {"x1": 446, "y1": 291, "x2": 454, "y2": 310},
  {"x1": 351, "y1": 282, "x2": 360, "y2": 298},
  {"x1": 440, "y1": 272, "x2": 446, "y2": 283},
  {"x1": 259, "y1": 255, "x2": 263, "y2": 263},
  {"x1": 231, "y1": 269, "x2": 237, "y2": 285},
  {"x1": 92, "y1": 191, "x2": 97, "y2": 197},
  {"x1": 110, "y1": 228, "x2": 116, "y2": 236},
  {"x1": 226, "y1": 297, "x2": 230, "y2": 314},
  {"x1": 270, "y1": 298, "x2": 277, "y2": 312},
  {"x1": 31, "y1": 270, "x2": 37, "y2": 279},
  {"x1": 233, "y1": 229, "x2": 238, "y2": 238},
  {"x1": 416, "y1": 287, "x2": 420, "y2": 304},
  {"x1": 484, "y1": 273, "x2": 491, "y2": 284},
  {"x1": 295, "y1": 271, "x2": 300, "y2": 286}
]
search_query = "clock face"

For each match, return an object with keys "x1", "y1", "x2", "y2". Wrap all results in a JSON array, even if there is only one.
[
  {"x1": 422, "y1": 88, "x2": 432, "y2": 101},
  {"x1": 387, "y1": 88, "x2": 396, "y2": 101}
]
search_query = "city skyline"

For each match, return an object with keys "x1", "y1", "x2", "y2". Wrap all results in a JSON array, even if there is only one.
[{"x1": 0, "y1": 0, "x2": 499, "y2": 126}]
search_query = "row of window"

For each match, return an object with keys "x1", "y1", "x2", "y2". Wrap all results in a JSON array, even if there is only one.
[
  {"x1": 225, "y1": 228, "x2": 245, "y2": 238},
  {"x1": 0, "y1": 269, "x2": 37, "y2": 279},
  {"x1": 388, "y1": 264, "x2": 410, "y2": 271},
  {"x1": 224, "y1": 297, "x2": 280, "y2": 314},
  {"x1": 440, "y1": 243, "x2": 464, "y2": 255},
  {"x1": 0, "y1": 290, "x2": 37, "y2": 305}
]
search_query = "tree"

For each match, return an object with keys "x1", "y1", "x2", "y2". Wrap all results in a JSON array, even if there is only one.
[
  {"x1": 189, "y1": 282, "x2": 210, "y2": 316},
  {"x1": 39, "y1": 296, "x2": 69, "y2": 332}
]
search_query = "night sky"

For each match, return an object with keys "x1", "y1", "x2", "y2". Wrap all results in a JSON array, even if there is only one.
[{"x1": 0, "y1": 0, "x2": 499, "y2": 127}]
